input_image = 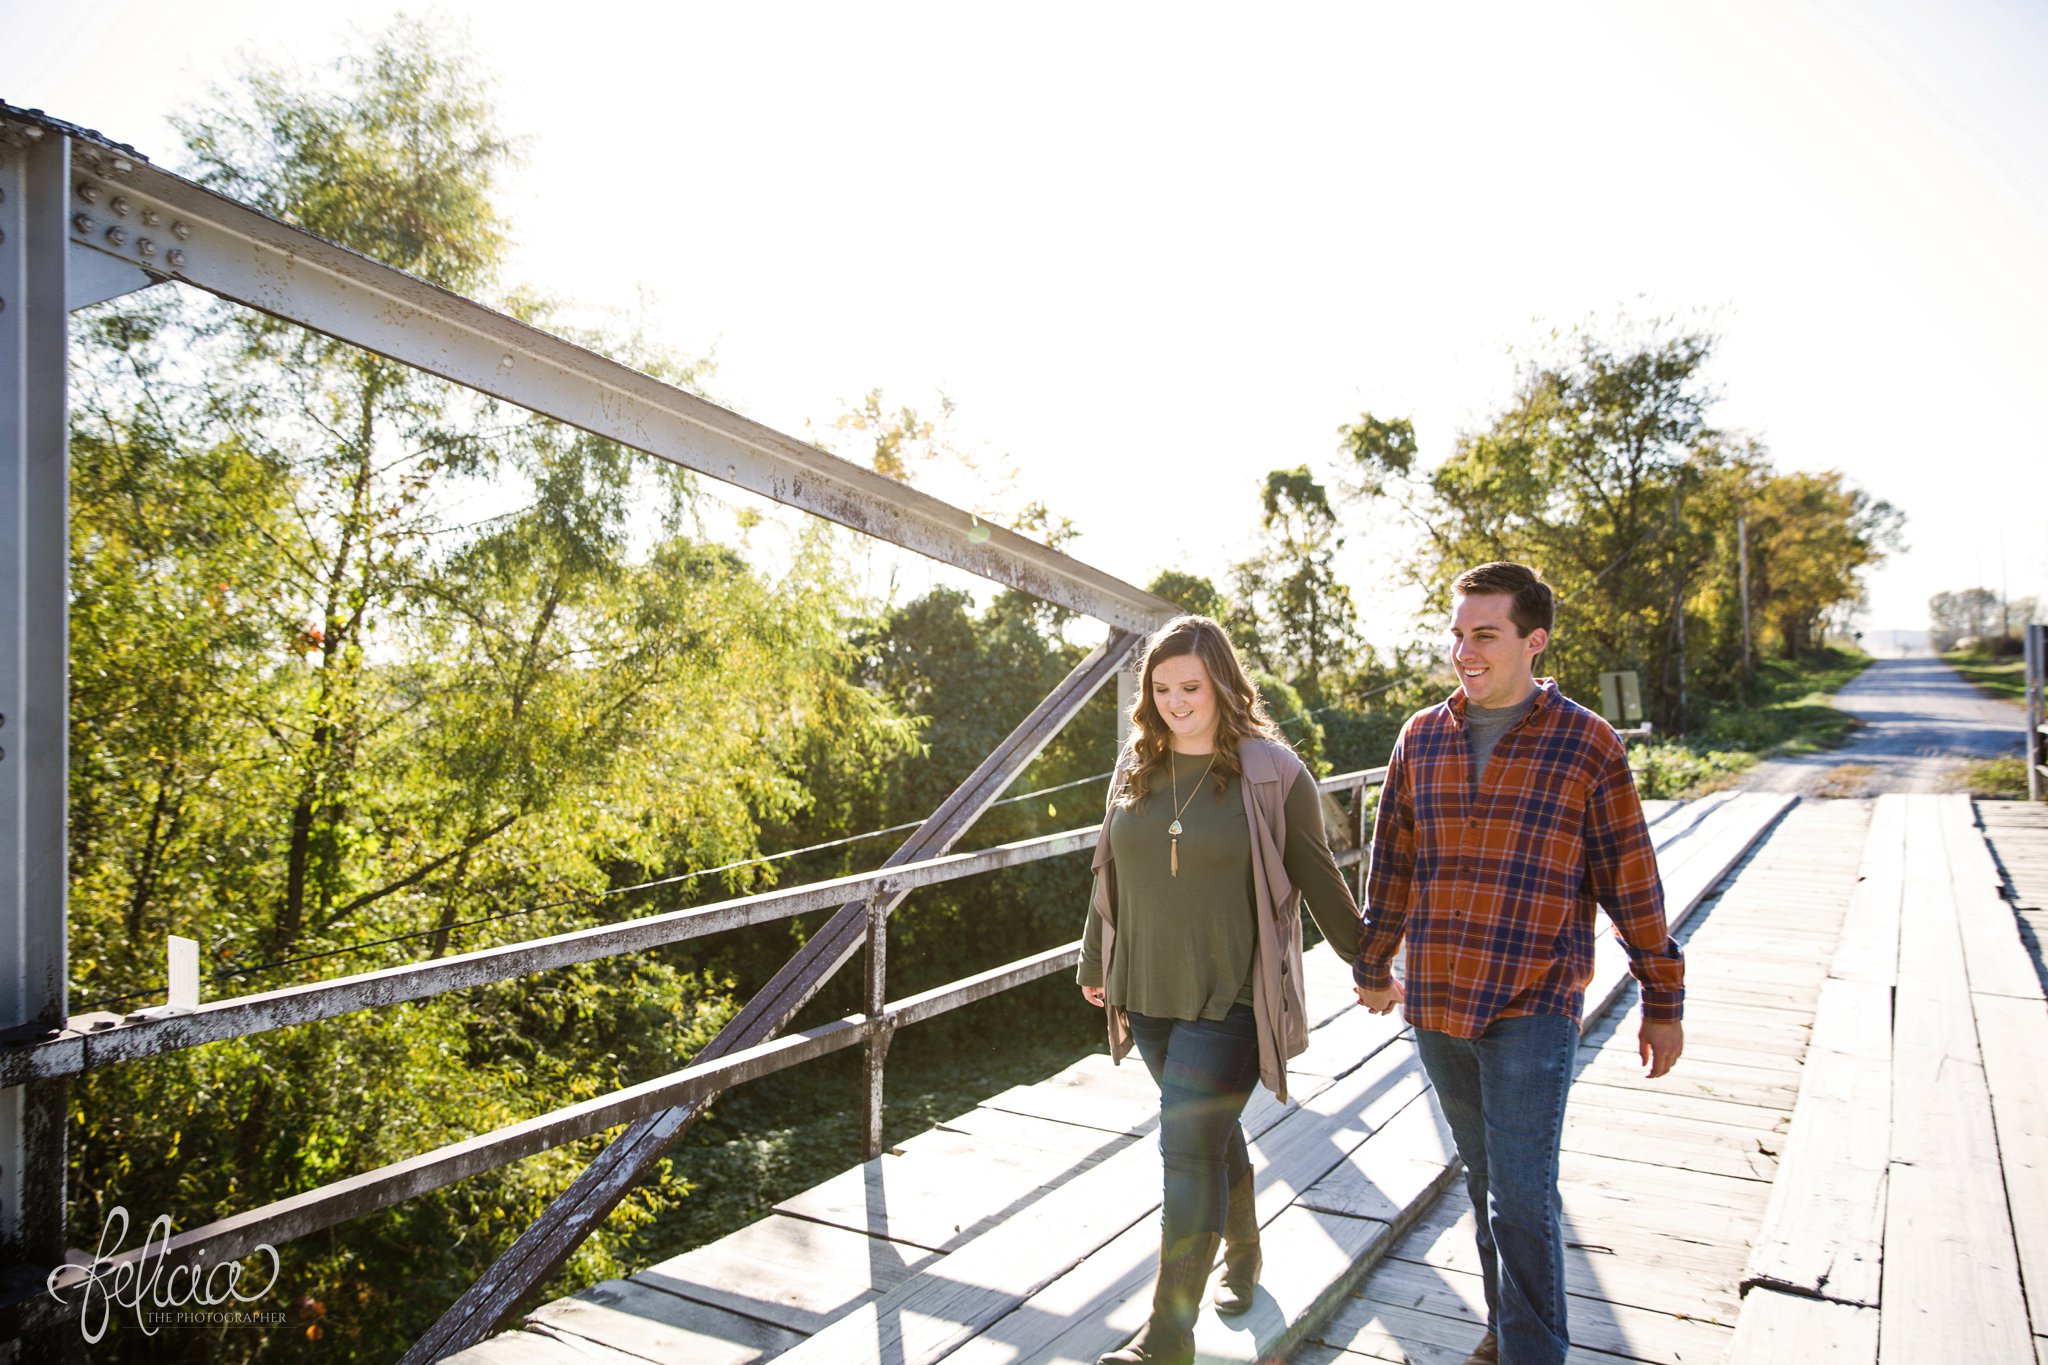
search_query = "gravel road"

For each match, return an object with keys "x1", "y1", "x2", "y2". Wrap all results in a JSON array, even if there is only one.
[{"x1": 1737, "y1": 655, "x2": 2026, "y2": 796}]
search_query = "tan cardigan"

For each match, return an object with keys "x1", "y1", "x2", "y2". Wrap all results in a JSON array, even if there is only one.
[{"x1": 1089, "y1": 736, "x2": 1351, "y2": 1104}]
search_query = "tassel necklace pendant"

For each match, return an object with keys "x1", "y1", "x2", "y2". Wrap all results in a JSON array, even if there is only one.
[{"x1": 1166, "y1": 750, "x2": 1216, "y2": 877}]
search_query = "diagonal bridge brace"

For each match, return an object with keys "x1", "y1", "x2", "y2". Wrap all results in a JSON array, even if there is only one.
[{"x1": 403, "y1": 627, "x2": 1141, "y2": 1362}]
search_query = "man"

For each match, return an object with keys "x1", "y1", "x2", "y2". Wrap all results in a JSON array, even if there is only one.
[{"x1": 1352, "y1": 561, "x2": 1684, "y2": 1365}]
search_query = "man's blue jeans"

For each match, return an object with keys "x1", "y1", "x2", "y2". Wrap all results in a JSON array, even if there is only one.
[
  {"x1": 1414, "y1": 1013, "x2": 1578, "y2": 1365},
  {"x1": 1127, "y1": 1004, "x2": 1260, "y2": 1253}
]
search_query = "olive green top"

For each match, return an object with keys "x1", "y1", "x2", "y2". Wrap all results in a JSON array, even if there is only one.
[{"x1": 1077, "y1": 761, "x2": 1359, "y2": 1021}]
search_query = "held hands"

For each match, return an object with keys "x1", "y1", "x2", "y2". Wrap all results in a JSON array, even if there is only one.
[
  {"x1": 1638, "y1": 1018, "x2": 1683, "y2": 1078},
  {"x1": 1354, "y1": 978, "x2": 1405, "y2": 1017},
  {"x1": 1081, "y1": 985, "x2": 1106, "y2": 1008}
]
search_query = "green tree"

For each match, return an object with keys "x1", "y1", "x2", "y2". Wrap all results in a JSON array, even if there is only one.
[
  {"x1": 1231, "y1": 466, "x2": 1360, "y2": 698},
  {"x1": 1146, "y1": 570, "x2": 1227, "y2": 621},
  {"x1": 65, "y1": 24, "x2": 920, "y2": 1363}
]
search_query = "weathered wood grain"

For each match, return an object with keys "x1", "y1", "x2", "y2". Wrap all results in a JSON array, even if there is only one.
[
  {"x1": 1881, "y1": 797, "x2": 2032, "y2": 1363},
  {"x1": 630, "y1": 1213, "x2": 934, "y2": 1336},
  {"x1": 522, "y1": 1277, "x2": 803, "y2": 1365},
  {"x1": 1973, "y1": 992, "x2": 2048, "y2": 1333},
  {"x1": 1725, "y1": 1287, "x2": 1879, "y2": 1363}
]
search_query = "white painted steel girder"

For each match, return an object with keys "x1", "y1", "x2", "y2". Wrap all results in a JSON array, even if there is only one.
[{"x1": 18, "y1": 109, "x2": 1176, "y2": 634}]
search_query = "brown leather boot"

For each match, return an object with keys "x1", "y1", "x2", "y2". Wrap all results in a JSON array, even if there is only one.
[
  {"x1": 1212, "y1": 1167, "x2": 1261, "y2": 1315},
  {"x1": 1463, "y1": 1330, "x2": 1499, "y2": 1364},
  {"x1": 1097, "y1": 1231, "x2": 1220, "y2": 1365}
]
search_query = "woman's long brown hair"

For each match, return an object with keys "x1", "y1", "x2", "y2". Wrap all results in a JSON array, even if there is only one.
[{"x1": 1115, "y1": 615, "x2": 1283, "y2": 808}]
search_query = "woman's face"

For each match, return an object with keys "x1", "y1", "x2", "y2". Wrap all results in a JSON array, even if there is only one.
[{"x1": 1150, "y1": 651, "x2": 1220, "y2": 752}]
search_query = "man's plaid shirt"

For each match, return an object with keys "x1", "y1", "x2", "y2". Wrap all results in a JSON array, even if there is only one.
[{"x1": 1352, "y1": 679, "x2": 1684, "y2": 1038}]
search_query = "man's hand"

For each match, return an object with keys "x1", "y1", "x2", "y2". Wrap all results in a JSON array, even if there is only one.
[
  {"x1": 1354, "y1": 978, "x2": 1405, "y2": 1017},
  {"x1": 1081, "y1": 985, "x2": 1105, "y2": 1008},
  {"x1": 1638, "y1": 1018, "x2": 1683, "y2": 1078}
]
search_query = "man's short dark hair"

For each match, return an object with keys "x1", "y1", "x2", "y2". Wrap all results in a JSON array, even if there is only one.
[{"x1": 1453, "y1": 561, "x2": 1554, "y2": 638}]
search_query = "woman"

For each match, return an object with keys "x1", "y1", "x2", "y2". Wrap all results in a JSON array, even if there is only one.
[{"x1": 1079, "y1": 615, "x2": 1363, "y2": 1365}]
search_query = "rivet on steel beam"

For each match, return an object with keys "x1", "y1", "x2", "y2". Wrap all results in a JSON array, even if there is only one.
[
  {"x1": 166, "y1": 249, "x2": 186, "y2": 269},
  {"x1": 73, "y1": 213, "x2": 94, "y2": 234},
  {"x1": 171, "y1": 221, "x2": 191, "y2": 240},
  {"x1": 498, "y1": 353, "x2": 514, "y2": 370},
  {"x1": 105, "y1": 225, "x2": 127, "y2": 247},
  {"x1": 137, "y1": 237, "x2": 156, "y2": 257},
  {"x1": 112, "y1": 158, "x2": 134, "y2": 173},
  {"x1": 110, "y1": 196, "x2": 131, "y2": 217},
  {"x1": 76, "y1": 181, "x2": 101, "y2": 204},
  {"x1": 141, "y1": 207, "x2": 161, "y2": 227}
]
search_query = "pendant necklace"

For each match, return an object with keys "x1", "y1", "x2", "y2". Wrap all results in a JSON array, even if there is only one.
[{"x1": 1167, "y1": 748, "x2": 1217, "y2": 877}]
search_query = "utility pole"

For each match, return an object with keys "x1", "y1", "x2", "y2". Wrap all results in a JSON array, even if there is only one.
[
  {"x1": 1738, "y1": 510, "x2": 1752, "y2": 675},
  {"x1": 1671, "y1": 487, "x2": 1688, "y2": 734}
]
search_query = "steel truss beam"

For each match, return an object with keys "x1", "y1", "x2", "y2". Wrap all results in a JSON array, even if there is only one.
[
  {"x1": 0, "y1": 121, "x2": 78, "y2": 1363},
  {"x1": 4, "y1": 106, "x2": 1175, "y2": 635}
]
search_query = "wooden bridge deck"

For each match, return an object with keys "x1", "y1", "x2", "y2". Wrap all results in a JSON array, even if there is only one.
[{"x1": 444, "y1": 793, "x2": 2048, "y2": 1365}]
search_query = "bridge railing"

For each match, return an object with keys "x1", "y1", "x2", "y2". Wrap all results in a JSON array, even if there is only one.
[{"x1": 7, "y1": 758, "x2": 1381, "y2": 1342}]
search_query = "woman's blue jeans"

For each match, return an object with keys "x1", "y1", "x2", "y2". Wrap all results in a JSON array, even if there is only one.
[
  {"x1": 1127, "y1": 1004, "x2": 1260, "y2": 1254},
  {"x1": 1414, "y1": 1013, "x2": 1579, "y2": 1365}
]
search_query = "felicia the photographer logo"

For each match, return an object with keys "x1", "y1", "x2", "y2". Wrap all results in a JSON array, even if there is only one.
[{"x1": 45, "y1": 1206, "x2": 282, "y2": 1342}]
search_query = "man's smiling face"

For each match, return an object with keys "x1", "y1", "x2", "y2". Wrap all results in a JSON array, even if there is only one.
[{"x1": 1450, "y1": 591, "x2": 1548, "y2": 708}]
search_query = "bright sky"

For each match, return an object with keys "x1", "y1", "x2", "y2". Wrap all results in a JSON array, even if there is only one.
[{"x1": 7, "y1": 0, "x2": 2047, "y2": 641}]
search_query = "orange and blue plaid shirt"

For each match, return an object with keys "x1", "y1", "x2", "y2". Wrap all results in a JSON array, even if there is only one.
[{"x1": 1353, "y1": 679, "x2": 1683, "y2": 1039}]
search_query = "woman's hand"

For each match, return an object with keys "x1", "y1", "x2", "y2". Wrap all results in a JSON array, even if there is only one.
[
  {"x1": 1081, "y1": 985, "x2": 1106, "y2": 1008},
  {"x1": 1354, "y1": 978, "x2": 1405, "y2": 1016}
]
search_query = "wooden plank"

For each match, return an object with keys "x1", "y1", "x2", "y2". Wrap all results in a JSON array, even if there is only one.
[
  {"x1": 1246, "y1": 1042, "x2": 1432, "y2": 1222},
  {"x1": 1832, "y1": 793, "x2": 1906, "y2": 988},
  {"x1": 1938, "y1": 798, "x2": 2046, "y2": 1002},
  {"x1": 1339, "y1": 1257, "x2": 1736, "y2": 1359},
  {"x1": 1563, "y1": 1077, "x2": 1792, "y2": 1133},
  {"x1": 936, "y1": 1216, "x2": 1158, "y2": 1365},
  {"x1": 977, "y1": 1051, "x2": 1163, "y2": 1137},
  {"x1": 932, "y1": 1103, "x2": 1141, "y2": 1164},
  {"x1": 1291, "y1": 1005, "x2": 1405, "y2": 1079},
  {"x1": 1295, "y1": 1298, "x2": 1640, "y2": 1363},
  {"x1": 1397, "y1": 1201, "x2": 1745, "y2": 1319},
  {"x1": 1725, "y1": 1286, "x2": 1880, "y2": 1363},
  {"x1": 631, "y1": 1213, "x2": 935, "y2": 1336},
  {"x1": 522, "y1": 1277, "x2": 803, "y2": 1365},
  {"x1": 442, "y1": 1328, "x2": 649, "y2": 1364},
  {"x1": 1571, "y1": 1052, "x2": 1804, "y2": 1109},
  {"x1": 1974, "y1": 993, "x2": 2048, "y2": 1332},
  {"x1": 1740, "y1": 1046, "x2": 1888, "y2": 1305},
  {"x1": 1805, "y1": 975, "x2": 1893, "y2": 1064},
  {"x1": 773, "y1": 1125, "x2": 1094, "y2": 1253},
  {"x1": 1554, "y1": 1148, "x2": 1773, "y2": 1219},
  {"x1": 1559, "y1": 1106, "x2": 1781, "y2": 1183},
  {"x1": 1189, "y1": 1206, "x2": 1402, "y2": 1365},
  {"x1": 1882, "y1": 795, "x2": 2033, "y2": 1363},
  {"x1": 1297, "y1": 1088, "x2": 1459, "y2": 1224}
]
